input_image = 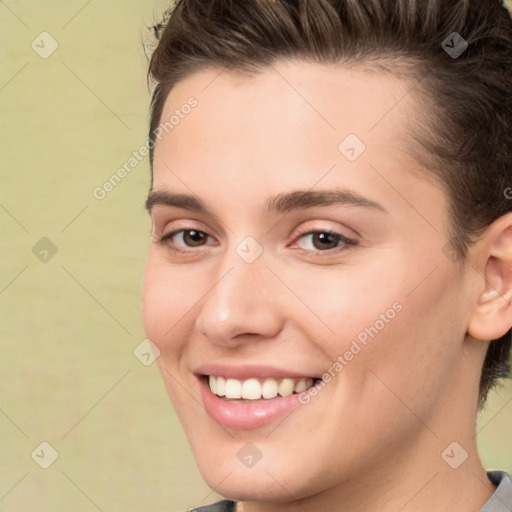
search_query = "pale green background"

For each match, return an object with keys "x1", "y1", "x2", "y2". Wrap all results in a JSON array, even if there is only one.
[{"x1": 1, "y1": 1, "x2": 511, "y2": 511}]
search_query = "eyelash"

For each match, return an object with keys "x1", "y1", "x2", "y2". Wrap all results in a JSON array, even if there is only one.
[{"x1": 154, "y1": 226, "x2": 357, "y2": 256}]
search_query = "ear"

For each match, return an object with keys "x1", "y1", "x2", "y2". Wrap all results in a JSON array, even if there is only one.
[{"x1": 467, "y1": 212, "x2": 512, "y2": 341}]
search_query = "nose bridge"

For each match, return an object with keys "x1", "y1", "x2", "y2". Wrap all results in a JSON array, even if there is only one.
[{"x1": 195, "y1": 241, "x2": 282, "y2": 344}]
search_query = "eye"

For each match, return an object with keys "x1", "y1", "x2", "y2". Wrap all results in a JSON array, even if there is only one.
[
  {"x1": 292, "y1": 229, "x2": 357, "y2": 254},
  {"x1": 154, "y1": 228, "x2": 215, "y2": 253},
  {"x1": 153, "y1": 227, "x2": 357, "y2": 256}
]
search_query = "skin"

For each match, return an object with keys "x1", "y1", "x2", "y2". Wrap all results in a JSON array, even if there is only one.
[{"x1": 142, "y1": 60, "x2": 512, "y2": 512}]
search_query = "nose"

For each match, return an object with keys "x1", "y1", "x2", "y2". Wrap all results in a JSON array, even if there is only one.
[{"x1": 195, "y1": 249, "x2": 284, "y2": 348}]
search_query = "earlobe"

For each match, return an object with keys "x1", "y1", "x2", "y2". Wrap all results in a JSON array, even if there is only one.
[{"x1": 467, "y1": 213, "x2": 512, "y2": 341}]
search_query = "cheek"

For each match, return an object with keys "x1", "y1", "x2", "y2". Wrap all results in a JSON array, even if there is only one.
[
  {"x1": 301, "y1": 251, "x2": 463, "y2": 398},
  {"x1": 283, "y1": 259, "x2": 405, "y2": 354},
  {"x1": 141, "y1": 255, "x2": 187, "y2": 353},
  {"x1": 336, "y1": 262, "x2": 464, "y2": 422},
  {"x1": 141, "y1": 260, "x2": 164, "y2": 341}
]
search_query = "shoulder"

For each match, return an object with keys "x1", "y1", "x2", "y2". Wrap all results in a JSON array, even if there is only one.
[
  {"x1": 187, "y1": 499, "x2": 237, "y2": 512},
  {"x1": 479, "y1": 471, "x2": 512, "y2": 512}
]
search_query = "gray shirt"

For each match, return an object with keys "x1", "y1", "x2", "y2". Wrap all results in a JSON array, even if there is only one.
[
  {"x1": 189, "y1": 471, "x2": 512, "y2": 512},
  {"x1": 480, "y1": 471, "x2": 512, "y2": 512}
]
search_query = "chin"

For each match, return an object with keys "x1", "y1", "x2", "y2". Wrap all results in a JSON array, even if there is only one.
[
  {"x1": 202, "y1": 469, "x2": 311, "y2": 502},
  {"x1": 193, "y1": 443, "x2": 329, "y2": 503}
]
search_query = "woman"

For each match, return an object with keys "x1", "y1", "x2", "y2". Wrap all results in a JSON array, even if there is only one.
[{"x1": 141, "y1": 1, "x2": 512, "y2": 510}]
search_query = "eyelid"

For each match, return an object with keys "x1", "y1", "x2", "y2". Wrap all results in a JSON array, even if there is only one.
[
  {"x1": 153, "y1": 218, "x2": 214, "y2": 242},
  {"x1": 155, "y1": 223, "x2": 358, "y2": 257},
  {"x1": 155, "y1": 227, "x2": 217, "y2": 251},
  {"x1": 288, "y1": 226, "x2": 358, "y2": 254},
  {"x1": 291, "y1": 224, "x2": 357, "y2": 242},
  {"x1": 150, "y1": 209, "x2": 226, "y2": 240}
]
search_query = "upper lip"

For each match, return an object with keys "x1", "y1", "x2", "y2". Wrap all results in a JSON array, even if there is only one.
[{"x1": 195, "y1": 364, "x2": 320, "y2": 380}]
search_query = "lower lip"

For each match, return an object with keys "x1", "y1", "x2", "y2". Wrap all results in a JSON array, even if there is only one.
[{"x1": 199, "y1": 377, "x2": 306, "y2": 429}]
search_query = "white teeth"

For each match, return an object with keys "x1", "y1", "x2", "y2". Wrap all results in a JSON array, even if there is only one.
[
  {"x1": 278, "y1": 378, "x2": 295, "y2": 397},
  {"x1": 261, "y1": 378, "x2": 278, "y2": 399},
  {"x1": 209, "y1": 375, "x2": 217, "y2": 395},
  {"x1": 241, "y1": 378, "x2": 261, "y2": 399},
  {"x1": 216, "y1": 376, "x2": 226, "y2": 396},
  {"x1": 208, "y1": 375, "x2": 317, "y2": 400},
  {"x1": 224, "y1": 378, "x2": 242, "y2": 399},
  {"x1": 293, "y1": 378, "x2": 307, "y2": 393}
]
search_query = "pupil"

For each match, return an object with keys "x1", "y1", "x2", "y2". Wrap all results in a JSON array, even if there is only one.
[
  {"x1": 314, "y1": 232, "x2": 337, "y2": 249},
  {"x1": 186, "y1": 230, "x2": 205, "y2": 246}
]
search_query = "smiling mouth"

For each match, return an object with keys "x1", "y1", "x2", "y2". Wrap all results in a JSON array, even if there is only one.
[{"x1": 204, "y1": 375, "x2": 321, "y2": 401}]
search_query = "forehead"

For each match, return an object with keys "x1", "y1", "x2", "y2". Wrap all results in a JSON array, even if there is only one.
[
  {"x1": 155, "y1": 61, "x2": 421, "y2": 166},
  {"x1": 152, "y1": 60, "x2": 444, "y2": 218}
]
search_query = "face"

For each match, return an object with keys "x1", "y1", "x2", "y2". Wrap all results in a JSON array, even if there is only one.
[{"x1": 142, "y1": 61, "x2": 479, "y2": 503}]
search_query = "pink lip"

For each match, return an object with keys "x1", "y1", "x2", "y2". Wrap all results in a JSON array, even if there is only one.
[
  {"x1": 195, "y1": 363, "x2": 318, "y2": 380},
  {"x1": 198, "y1": 376, "x2": 306, "y2": 429}
]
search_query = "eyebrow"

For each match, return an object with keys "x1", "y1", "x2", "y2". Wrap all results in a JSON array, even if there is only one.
[{"x1": 145, "y1": 188, "x2": 387, "y2": 216}]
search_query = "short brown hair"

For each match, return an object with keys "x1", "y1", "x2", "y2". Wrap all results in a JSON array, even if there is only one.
[{"x1": 145, "y1": 0, "x2": 512, "y2": 407}]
